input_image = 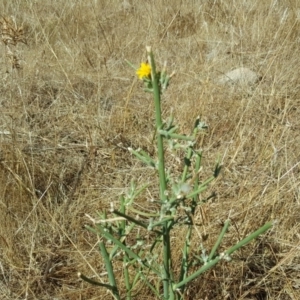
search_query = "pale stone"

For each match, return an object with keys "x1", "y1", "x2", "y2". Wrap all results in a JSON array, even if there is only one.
[{"x1": 217, "y1": 67, "x2": 262, "y2": 85}]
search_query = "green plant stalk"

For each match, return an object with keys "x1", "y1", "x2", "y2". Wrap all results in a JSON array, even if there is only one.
[
  {"x1": 174, "y1": 222, "x2": 273, "y2": 290},
  {"x1": 161, "y1": 172, "x2": 214, "y2": 212},
  {"x1": 113, "y1": 210, "x2": 162, "y2": 235},
  {"x1": 181, "y1": 147, "x2": 193, "y2": 182},
  {"x1": 192, "y1": 152, "x2": 201, "y2": 197},
  {"x1": 132, "y1": 270, "x2": 142, "y2": 291},
  {"x1": 86, "y1": 225, "x2": 148, "y2": 268},
  {"x1": 138, "y1": 269, "x2": 161, "y2": 298},
  {"x1": 123, "y1": 256, "x2": 132, "y2": 300},
  {"x1": 112, "y1": 210, "x2": 149, "y2": 230},
  {"x1": 149, "y1": 216, "x2": 175, "y2": 229},
  {"x1": 109, "y1": 223, "x2": 135, "y2": 260},
  {"x1": 126, "y1": 182, "x2": 149, "y2": 204},
  {"x1": 178, "y1": 150, "x2": 201, "y2": 296},
  {"x1": 147, "y1": 46, "x2": 171, "y2": 300},
  {"x1": 99, "y1": 241, "x2": 120, "y2": 299},
  {"x1": 165, "y1": 125, "x2": 177, "y2": 134},
  {"x1": 150, "y1": 236, "x2": 162, "y2": 253},
  {"x1": 162, "y1": 222, "x2": 175, "y2": 300},
  {"x1": 214, "y1": 159, "x2": 222, "y2": 177},
  {"x1": 225, "y1": 222, "x2": 273, "y2": 255},
  {"x1": 185, "y1": 176, "x2": 215, "y2": 199},
  {"x1": 208, "y1": 219, "x2": 230, "y2": 261},
  {"x1": 119, "y1": 196, "x2": 132, "y2": 299},
  {"x1": 129, "y1": 148, "x2": 156, "y2": 168},
  {"x1": 158, "y1": 130, "x2": 195, "y2": 141},
  {"x1": 120, "y1": 195, "x2": 126, "y2": 228},
  {"x1": 174, "y1": 252, "x2": 224, "y2": 291},
  {"x1": 181, "y1": 120, "x2": 200, "y2": 182},
  {"x1": 128, "y1": 206, "x2": 160, "y2": 217},
  {"x1": 93, "y1": 224, "x2": 163, "y2": 276},
  {"x1": 79, "y1": 273, "x2": 118, "y2": 290},
  {"x1": 147, "y1": 48, "x2": 167, "y2": 202},
  {"x1": 178, "y1": 227, "x2": 192, "y2": 295}
]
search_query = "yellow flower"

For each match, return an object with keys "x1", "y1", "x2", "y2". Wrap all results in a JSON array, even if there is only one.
[{"x1": 136, "y1": 62, "x2": 151, "y2": 80}]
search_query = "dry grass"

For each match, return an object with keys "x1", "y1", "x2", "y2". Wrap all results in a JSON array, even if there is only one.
[{"x1": 0, "y1": 0, "x2": 299, "y2": 299}]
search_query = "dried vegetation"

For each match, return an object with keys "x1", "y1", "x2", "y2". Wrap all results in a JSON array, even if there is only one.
[{"x1": 0, "y1": 0, "x2": 299, "y2": 299}]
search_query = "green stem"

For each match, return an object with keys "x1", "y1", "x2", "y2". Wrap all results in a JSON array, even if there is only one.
[
  {"x1": 86, "y1": 225, "x2": 158, "y2": 272},
  {"x1": 147, "y1": 46, "x2": 171, "y2": 300},
  {"x1": 181, "y1": 118, "x2": 201, "y2": 182},
  {"x1": 162, "y1": 222, "x2": 174, "y2": 299},
  {"x1": 123, "y1": 256, "x2": 132, "y2": 299},
  {"x1": 174, "y1": 252, "x2": 223, "y2": 290},
  {"x1": 225, "y1": 222, "x2": 273, "y2": 255},
  {"x1": 147, "y1": 47, "x2": 167, "y2": 203},
  {"x1": 178, "y1": 226, "x2": 192, "y2": 295},
  {"x1": 158, "y1": 130, "x2": 195, "y2": 141},
  {"x1": 99, "y1": 241, "x2": 120, "y2": 299},
  {"x1": 193, "y1": 151, "x2": 202, "y2": 192},
  {"x1": 174, "y1": 222, "x2": 273, "y2": 290},
  {"x1": 208, "y1": 219, "x2": 230, "y2": 261},
  {"x1": 112, "y1": 210, "x2": 148, "y2": 229},
  {"x1": 79, "y1": 273, "x2": 117, "y2": 291}
]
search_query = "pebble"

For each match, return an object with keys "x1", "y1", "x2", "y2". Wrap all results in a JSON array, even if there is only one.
[{"x1": 217, "y1": 67, "x2": 262, "y2": 85}]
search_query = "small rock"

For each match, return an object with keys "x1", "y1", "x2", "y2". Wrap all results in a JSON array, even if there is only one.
[
  {"x1": 217, "y1": 67, "x2": 262, "y2": 85},
  {"x1": 121, "y1": 0, "x2": 133, "y2": 11}
]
